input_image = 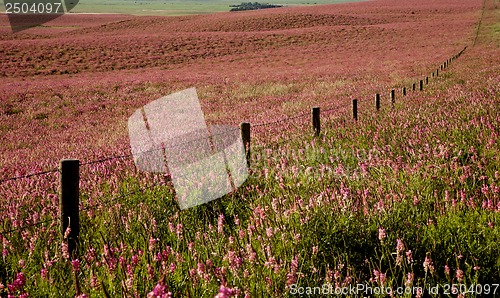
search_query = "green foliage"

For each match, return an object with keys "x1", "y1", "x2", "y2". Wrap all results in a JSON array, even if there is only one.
[{"x1": 229, "y1": 2, "x2": 283, "y2": 11}]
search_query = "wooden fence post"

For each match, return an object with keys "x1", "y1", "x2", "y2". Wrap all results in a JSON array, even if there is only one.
[
  {"x1": 412, "y1": 83, "x2": 416, "y2": 91},
  {"x1": 391, "y1": 90, "x2": 395, "y2": 106},
  {"x1": 402, "y1": 87, "x2": 406, "y2": 96},
  {"x1": 375, "y1": 94, "x2": 380, "y2": 111},
  {"x1": 60, "y1": 159, "x2": 80, "y2": 258},
  {"x1": 436, "y1": 69, "x2": 439, "y2": 77},
  {"x1": 352, "y1": 99, "x2": 358, "y2": 121},
  {"x1": 312, "y1": 107, "x2": 320, "y2": 136},
  {"x1": 240, "y1": 122, "x2": 251, "y2": 167},
  {"x1": 419, "y1": 80, "x2": 423, "y2": 91},
  {"x1": 425, "y1": 76, "x2": 429, "y2": 85}
]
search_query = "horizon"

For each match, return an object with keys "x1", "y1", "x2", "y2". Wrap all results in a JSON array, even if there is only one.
[{"x1": 0, "y1": 0, "x2": 367, "y2": 16}]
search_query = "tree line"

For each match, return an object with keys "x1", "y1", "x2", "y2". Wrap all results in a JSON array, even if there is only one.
[{"x1": 229, "y1": 2, "x2": 283, "y2": 11}]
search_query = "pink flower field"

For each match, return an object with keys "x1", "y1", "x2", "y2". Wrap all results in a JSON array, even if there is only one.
[{"x1": 0, "y1": 0, "x2": 499, "y2": 296}]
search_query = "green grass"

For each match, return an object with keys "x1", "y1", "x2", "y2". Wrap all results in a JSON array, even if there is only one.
[{"x1": 7, "y1": 61, "x2": 496, "y2": 295}]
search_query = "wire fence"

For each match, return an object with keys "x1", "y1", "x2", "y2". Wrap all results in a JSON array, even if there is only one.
[
  {"x1": 473, "y1": 0, "x2": 487, "y2": 47},
  {"x1": 0, "y1": 218, "x2": 55, "y2": 237},
  {"x1": 0, "y1": 182, "x2": 158, "y2": 237},
  {"x1": 0, "y1": 45, "x2": 469, "y2": 237},
  {"x1": 0, "y1": 168, "x2": 59, "y2": 184},
  {"x1": 0, "y1": 44, "x2": 464, "y2": 185}
]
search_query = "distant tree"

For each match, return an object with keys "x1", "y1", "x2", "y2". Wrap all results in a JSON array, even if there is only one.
[{"x1": 229, "y1": 2, "x2": 283, "y2": 12}]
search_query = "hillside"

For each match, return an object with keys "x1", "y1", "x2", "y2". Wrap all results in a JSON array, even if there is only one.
[{"x1": 0, "y1": 0, "x2": 482, "y2": 172}]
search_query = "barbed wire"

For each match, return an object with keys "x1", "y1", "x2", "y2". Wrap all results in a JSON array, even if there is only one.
[
  {"x1": 81, "y1": 186, "x2": 151, "y2": 211},
  {"x1": 473, "y1": 0, "x2": 487, "y2": 47},
  {"x1": 0, "y1": 96, "x2": 444, "y2": 185},
  {"x1": 0, "y1": 168, "x2": 59, "y2": 184},
  {"x1": 322, "y1": 101, "x2": 352, "y2": 113},
  {"x1": 80, "y1": 126, "x2": 242, "y2": 166},
  {"x1": 81, "y1": 154, "x2": 132, "y2": 166},
  {"x1": 0, "y1": 46, "x2": 471, "y2": 240},
  {"x1": 0, "y1": 218, "x2": 56, "y2": 237},
  {"x1": 0, "y1": 47, "x2": 468, "y2": 184},
  {"x1": 253, "y1": 110, "x2": 311, "y2": 128},
  {"x1": 0, "y1": 186, "x2": 159, "y2": 236}
]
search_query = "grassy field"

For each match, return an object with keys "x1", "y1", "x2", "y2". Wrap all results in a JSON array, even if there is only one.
[
  {"x1": 0, "y1": 0, "x2": 499, "y2": 296},
  {"x1": 1, "y1": 0, "x2": 367, "y2": 15}
]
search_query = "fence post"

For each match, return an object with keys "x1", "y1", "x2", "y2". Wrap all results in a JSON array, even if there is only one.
[
  {"x1": 240, "y1": 122, "x2": 251, "y2": 167},
  {"x1": 436, "y1": 69, "x2": 439, "y2": 77},
  {"x1": 312, "y1": 107, "x2": 320, "y2": 136},
  {"x1": 60, "y1": 159, "x2": 80, "y2": 258},
  {"x1": 375, "y1": 94, "x2": 380, "y2": 111},
  {"x1": 391, "y1": 90, "x2": 395, "y2": 106},
  {"x1": 419, "y1": 80, "x2": 423, "y2": 91},
  {"x1": 425, "y1": 76, "x2": 429, "y2": 85},
  {"x1": 352, "y1": 99, "x2": 358, "y2": 121},
  {"x1": 412, "y1": 83, "x2": 416, "y2": 91},
  {"x1": 402, "y1": 87, "x2": 406, "y2": 96}
]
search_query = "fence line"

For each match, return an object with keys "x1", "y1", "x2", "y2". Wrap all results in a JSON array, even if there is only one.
[
  {"x1": 0, "y1": 218, "x2": 55, "y2": 237},
  {"x1": 81, "y1": 186, "x2": 152, "y2": 212},
  {"x1": 0, "y1": 184, "x2": 160, "y2": 237},
  {"x1": 253, "y1": 110, "x2": 311, "y2": 128},
  {"x1": 0, "y1": 168, "x2": 59, "y2": 184},
  {"x1": 473, "y1": 0, "x2": 487, "y2": 47},
  {"x1": 81, "y1": 154, "x2": 132, "y2": 166},
  {"x1": 0, "y1": 46, "x2": 467, "y2": 185},
  {"x1": 0, "y1": 46, "x2": 468, "y2": 241}
]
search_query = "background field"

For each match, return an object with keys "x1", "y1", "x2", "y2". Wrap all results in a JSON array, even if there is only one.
[
  {"x1": 0, "y1": 0, "x2": 499, "y2": 296},
  {"x1": 1, "y1": 0, "x2": 367, "y2": 15}
]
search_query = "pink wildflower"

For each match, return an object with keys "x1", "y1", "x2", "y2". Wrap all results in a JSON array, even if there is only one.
[
  {"x1": 378, "y1": 228, "x2": 386, "y2": 242},
  {"x1": 218, "y1": 214, "x2": 225, "y2": 234},
  {"x1": 147, "y1": 282, "x2": 172, "y2": 298},
  {"x1": 214, "y1": 285, "x2": 234, "y2": 298},
  {"x1": 71, "y1": 259, "x2": 80, "y2": 272},
  {"x1": 61, "y1": 243, "x2": 70, "y2": 259},
  {"x1": 423, "y1": 256, "x2": 435, "y2": 274},
  {"x1": 396, "y1": 239, "x2": 404, "y2": 252},
  {"x1": 406, "y1": 250, "x2": 413, "y2": 264},
  {"x1": 405, "y1": 273, "x2": 414, "y2": 286},
  {"x1": 41, "y1": 268, "x2": 48, "y2": 280}
]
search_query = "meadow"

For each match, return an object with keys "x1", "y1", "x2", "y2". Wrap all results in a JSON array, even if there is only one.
[{"x1": 0, "y1": 0, "x2": 499, "y2": 296}]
